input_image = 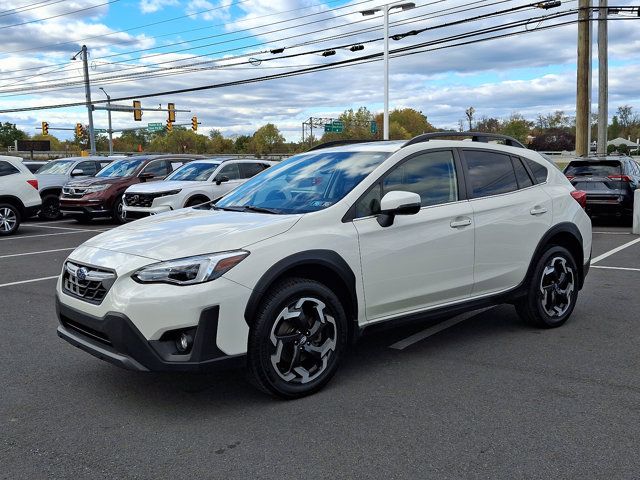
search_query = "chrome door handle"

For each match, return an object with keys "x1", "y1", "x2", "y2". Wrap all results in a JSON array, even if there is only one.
[
  {"x1": 530, "y1": 206, "x2": 548, "y2": 215},
  {"x1": 450, "y1": 217, "x2": 472, "y2": 228}
]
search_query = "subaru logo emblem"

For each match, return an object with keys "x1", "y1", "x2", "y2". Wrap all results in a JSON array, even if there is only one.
[{"x1": 76, "y1": 267, "x2": 88, "y2": 281}]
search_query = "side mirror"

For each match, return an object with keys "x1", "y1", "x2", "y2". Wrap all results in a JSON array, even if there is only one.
[
  {"x1": 138, "y1": 172, "x2": 154, "y2": 182},
  {"x1": 71, "y1": 169, "x2": 85, "y2": 177},
  {"x1": 377, "y1": 190, "x2": 421, "y2": 227},
  {"x1": 215, "y1": 175, "x2": 230, "y2": 186}
]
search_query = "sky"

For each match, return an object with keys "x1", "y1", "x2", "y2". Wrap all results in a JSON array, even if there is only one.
[{"x1": 0, "y1": 0, "x2": 639, "y2": 142}]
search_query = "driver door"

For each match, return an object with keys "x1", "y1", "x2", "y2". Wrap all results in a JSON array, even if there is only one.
[{"x1": 352, "y1": 149, "x2": 475, "y2": 322}]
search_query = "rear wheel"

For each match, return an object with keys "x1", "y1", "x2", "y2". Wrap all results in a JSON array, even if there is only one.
[
  {"x1": 247, "y1": 278, "x2": 348, "y2": 399},
  {"x1": 0, "y1": 203, "x2": 20, "y2": 236},
  {"x1": 516, "y1": 245, "x2": 579, "y2": 328},
  {"x1": 38, "y1": 194, "x2": 62, "y2": 220},
  {"x1": 111, "y1": 195, "x2": 126, "y2": 224}
]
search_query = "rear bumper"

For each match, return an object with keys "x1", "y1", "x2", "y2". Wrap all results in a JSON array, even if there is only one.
[
  {"x1": 56, "y1": 297, "x2": 242, "y2": 372},
  {"x1": 23, "y1": 204, "x2": 41, "y2": 218}
]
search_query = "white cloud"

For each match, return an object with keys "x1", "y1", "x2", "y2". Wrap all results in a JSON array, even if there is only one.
[{"x1": 139, "y1": 0, "x2": 179, "y2": 14}]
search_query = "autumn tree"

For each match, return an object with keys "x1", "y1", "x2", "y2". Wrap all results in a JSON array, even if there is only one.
[
  {"x1": 208, "y1": 130, "x2": 234, "y2": 153},
  {"x1": 475, "y1": 117, "x2": 501, "y2": 133},
  {"x1": 0, "y1": 122, "x2": 27, "y2": 148},
  {"x1": 465, "y1": 107, "x2": 475, "y2": 130},
  {"x1": 500, "y1": 114, "x2": 533, "y2": 144},
  {"x1": 250, "y1": 123, "x2": 285, "y2": 155}
]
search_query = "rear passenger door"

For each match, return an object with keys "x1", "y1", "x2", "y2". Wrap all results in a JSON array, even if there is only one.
[
  {"x1": 460, "y1": 149, "x2": 553, "y2": 296},
  {"x1": 238, "y1": 162, "x2": 268, "y2": 180}
]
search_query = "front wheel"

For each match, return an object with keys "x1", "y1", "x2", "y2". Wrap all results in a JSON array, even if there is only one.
[
  {"x1": 516, "y1": 245, "x2": 579, "y2": 328},
  {"x1": 111, "y1": 195, "x2": 126, "y2": 224},
  {"x1": 38, "y1": 194, "x2": 62, "y2": 220},
  {"x1": 0, "y1": 203, "x2": 21, "y2": 236},
  {"x1": 247, "y1": 278, "x2": 348, "y2": 399}
]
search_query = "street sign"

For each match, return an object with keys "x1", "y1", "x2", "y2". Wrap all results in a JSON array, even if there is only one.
[
  {"x1": 94, "y1": 128, "x2": 107, "y2": 134},
  {"x1": 324, "y1": 120, "x2": 344, "y2": 133},
  {"x1": 147, "y1": 122, "x2": 163, "y2": 132},
  {"x1": 370, "y1": 120, "x2": 377, "y2": 134}
]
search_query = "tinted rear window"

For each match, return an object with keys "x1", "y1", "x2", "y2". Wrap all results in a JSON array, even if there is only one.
[
  {"x1": 0, "y1": 161, "x2": 20, "y2": 176},
  {"x1": 564, "y1": 161, "x2": 621, "y2": 177},
  {"x1": 524, "y1": 158, "x2": 549, "y2": 183},
  {"x1": 465, "y1": 150, "x2": 518, "y2": 198}
]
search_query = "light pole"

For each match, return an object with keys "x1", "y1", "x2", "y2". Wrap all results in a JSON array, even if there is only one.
[
  {"x1": 71, "y1": 45, "x2": 96, "y2": 154},
  {"x1": 362, "y1": 2, "x2": 415, "y2": 140},
  {"x1": 99, "y1": 87, "x2": 113, "y2": 155}
]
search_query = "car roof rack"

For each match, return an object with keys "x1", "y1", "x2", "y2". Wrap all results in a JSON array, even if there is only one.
[
  {"x1": 306, "y1": 139, "x2": 384, "y2": 152},
  {"x1": 402, "y1": 131, "x2": 526, "y2": 149}
]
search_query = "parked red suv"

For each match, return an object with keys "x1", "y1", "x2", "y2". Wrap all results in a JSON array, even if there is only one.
[{"x1": 60, "y1": 155, "x2": 205, "y2": 223}]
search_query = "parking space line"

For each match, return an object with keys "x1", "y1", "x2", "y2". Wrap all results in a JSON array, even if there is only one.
[
  {"x1": 0, "y1": 248, "x2": 75, "y2": 260},
  {"x1": 592, "y1": 265, "x2": 640, "y2": 272},
  {"x1": 0, "y1": 231, "x2": 101, "y2": 241},
  {"x1": 389, "y1": 307, "x2": 495, "y2": 351},
  {"x1": 591, "y1": 236, "x2": 640, "y2": 264},
  {"x1": 21, "y1": 224, "x2": 102, "y2": 232},
  {"x1": 26, "y1": 220, "x2": 78, "y2": 225},
  {"x1": 593, "y1": 231, "x2": 632, "y2": 235},
  {"x1": 0, "y1": 275, "x2": 58, "y2": 288}
]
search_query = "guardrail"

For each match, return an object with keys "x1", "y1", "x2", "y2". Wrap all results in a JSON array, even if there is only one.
[{"x1": 1, "y1": 151, "x2": 292, "y2": 161}]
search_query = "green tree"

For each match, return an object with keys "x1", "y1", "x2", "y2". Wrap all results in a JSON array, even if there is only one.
[
  {"x1": 148, "y1": 128, "x2": 209, "y2": 153},
  {"x1": 0, "y1": 122, "x2": 28, "y2": 148},
  {"x1": 233, "y1": 135, "x2": 252, "y2": 153},
  {"x1": 374, "y1": 108, "x2": 436, "y2": 139},
  {"x1": 32, "y1": 133, "x2": 63, "y2": 150},
  {"x1": 475, "y1": 117, "x2": 501, "y2": 133},
  {"x1": 250, "y1": 123, "x2": 285, "y2": 155},
  {"x1": 500, "y1": 114, "x2": 533, "y2": 144},
  {"x1": 208, "y1": 130, "x2": 234, "y2": 153},
  {"x1": 608, "y1": 115, "x2": 621, "y2": 139}
]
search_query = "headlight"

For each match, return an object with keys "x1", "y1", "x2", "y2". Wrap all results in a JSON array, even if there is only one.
[
  {"x1": 84, "y1": 184, "x2": 110, "y2": 193},
  {"x1": 131, "y1": 250, "x2": 249, "y2": 285},
  {"x1": 159, "y1": 189, "x2": 181, "y2": 196}
]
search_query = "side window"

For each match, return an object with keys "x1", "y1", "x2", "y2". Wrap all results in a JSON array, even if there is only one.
[
  {"x1": 171, "y1": 161, "x2": 184, "y2": 171},
  {"x1": 0, "y1": 161, "x2": 20, "y2": 177},
  {"x1": 239, "y1": 162, "x2": 266, "y2": 178},
  {"x1": 77, "y1": 161, "x2": 97, "y2": 176},
  {"x1": 217, "y1": 163, "x2": 241, "y2": 180},
  {"x1": 464, "y1": 150, "x2": 518, "y2": 198},
  {"x1": 355, "y1": 150, "x2": 458, "y2": 218},
  {"x1": 143, "y1": 160, "x2": 170, "y2": 177},
  {"x1": 98, "y1": 161, "x2": 111, "y2": 171},
  {"x1": 512, "y1": 157, "x2": 534, "y2": 188},
  {"x1": 524, "y1": 158, "x2": 549, "y2": 183}
]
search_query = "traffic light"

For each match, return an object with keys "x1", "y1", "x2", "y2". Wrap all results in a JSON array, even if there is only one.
[
  {"x1": 167, "y1": 103, "x2": 175, "y2": 122},
  {"x1": 75, "y1": 123, "x2": 84, "y2": 137},
  {"x1": 41, "y1": 121, "x2": 49, "y2": 135},
  {"x1": 166, "y1": 120, "x2": 173, "y2": 132},
  {"x1": 133, "y1": 100, "x2": 142, "y2": 121},
  {"x1": 191, "y1": 116, "x2": 198, "y2": 131}
]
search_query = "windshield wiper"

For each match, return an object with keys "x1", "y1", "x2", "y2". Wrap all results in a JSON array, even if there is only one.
[{"x1": 213, "y1": 205, "x2": 281, "y2": 214}]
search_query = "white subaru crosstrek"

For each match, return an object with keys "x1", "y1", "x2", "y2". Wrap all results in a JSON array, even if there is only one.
[
  {"x1": 122, "y1": 158, "x2": 276, "y2": 220},
  {"x1": 56, "y1": 133, "x2": 592, "y2": 398}
]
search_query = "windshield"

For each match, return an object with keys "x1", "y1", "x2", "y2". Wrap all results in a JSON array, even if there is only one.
[
  {"x1": 36, "y1": 160, "x2": 75, "y2": 175},
  {"x1": 216, "y1": 151, "x2": 389, "y2": 214},
  {"x1": 166, "y1": 162, "x2": 220, "y2": 181},
  {"x1": 96, "y1": 158, "x2": 146, "y2": 178},
  {"x1": 565, "y1": 161, "x2": 621, "y2": 177}
]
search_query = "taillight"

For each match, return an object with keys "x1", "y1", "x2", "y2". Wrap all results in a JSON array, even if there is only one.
[
  {"x1": 27, "y1": 179, "x2": 38, "y2": 190},
  {"x1": 565, "y1": 175, "x2": 574, "y2": 180},
  {"x1": 570, "y1": 190, "x2": 587, "y2": 209},
  {"x1": 607, "y1": 174, "x2": 631, "y2": 182}
]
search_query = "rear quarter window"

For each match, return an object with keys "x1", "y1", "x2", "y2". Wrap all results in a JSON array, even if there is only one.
[
  {"x1": 0, "y1": 161, "x2": 20, "y2": 177},
  {"x1": 524, "y1": 158, "x2": 549, "y2": 183}
]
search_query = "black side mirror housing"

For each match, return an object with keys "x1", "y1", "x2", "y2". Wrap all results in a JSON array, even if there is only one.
[{"x1": 215, "y1": 175, "x2": 230, "y2": 186}]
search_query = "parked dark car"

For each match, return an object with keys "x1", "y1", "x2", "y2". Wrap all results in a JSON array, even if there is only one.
[
  {"x1": 59, "y1": 154, "x2": 206, "y2": 223},
  {"x1": 22, "y1": 161, "x2": 47, "y2": 174},
  {"x1": 563, "y1": 156, "x2": 640, "y2": 217}
]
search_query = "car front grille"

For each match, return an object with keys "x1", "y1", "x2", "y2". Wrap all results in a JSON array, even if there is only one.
[
  {"x1": 124, "y1": 193, "x2": 157, "y2": 208},
  {"x1": 62, "y1": 261, "x2": 116, "y2": 304},
  {"x1": 62, "y1": 186, "x2": 88, "y2": 198}
]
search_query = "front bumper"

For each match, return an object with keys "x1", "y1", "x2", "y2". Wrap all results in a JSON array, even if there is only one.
[
  {"x1": 56, "y1": 298, "x2": 242, "y2": 372},
  {"x1": 60, "y1": 199, "x2": 111, "y2": 218},
  {"x1": 123, "y1": 204, "x2": 171, "y2": 220}
]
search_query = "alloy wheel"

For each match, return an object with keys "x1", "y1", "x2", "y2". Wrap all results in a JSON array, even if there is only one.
[
  {"x1": 0, "y1": 207, "x2": 17, "y2": 233},
  {"x1": 539, "y1": 256, "x2": 575, "y2": 318},
  {"x1": 269, "y1": 297, "x2": 337, "y2": 384}
]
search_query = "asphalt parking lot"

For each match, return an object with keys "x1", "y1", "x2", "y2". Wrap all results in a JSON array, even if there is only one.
[{"x1": 2, "y1": 217, "x2": 640, "y2": 479}]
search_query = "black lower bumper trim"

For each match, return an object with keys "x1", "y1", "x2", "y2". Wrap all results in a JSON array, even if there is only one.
[{"x1": 56, "y1": 297, "x2": 242, "y2": 372}]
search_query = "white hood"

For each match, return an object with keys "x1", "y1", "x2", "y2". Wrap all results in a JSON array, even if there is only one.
[
  {"x1": 125, "y1": 180, "x2": 208, "y2": 193},
  {"x1": 83, "y1": 207, "x2": 301, "y2": 261}
]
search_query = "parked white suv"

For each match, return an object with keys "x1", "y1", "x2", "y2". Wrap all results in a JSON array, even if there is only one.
[
  {"x1": 0, "y1": 155, "x2": 42, "y2": 235},
  {"x1": 56, "y1": 133, "x2": 592, "y2": 398},
  {"x1": 122, "y1": 158, "x2": 276, "y2": 220}
]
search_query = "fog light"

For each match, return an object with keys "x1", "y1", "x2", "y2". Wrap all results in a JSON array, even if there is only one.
[{"x1": 176, "y1": 332, "x2": 193, "y2": 353}]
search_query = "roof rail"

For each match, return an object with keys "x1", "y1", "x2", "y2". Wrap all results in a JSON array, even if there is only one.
[
  {"x1": 403, "y1": 131, "x2": 526, "y2": 149},
  {"x1": 306, "y1": 139, "x2": 383, "y2": 152}
]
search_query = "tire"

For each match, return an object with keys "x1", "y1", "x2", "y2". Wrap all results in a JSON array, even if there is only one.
[
  {"x1": 38, "y1": 194, "x2": 62, "y2": 220},
  {"x1": 247, "y1": 277, "x2": 348, "y2": 399},
  {"x1": 516, "y1": 245, "x2": 579, "y2": 328},
  {"x1": 111, "y1": 195, "x2": 126, "y2": 224},
  {"x1": 0, "y1": 203, "x2": 21, "y2": 236}
]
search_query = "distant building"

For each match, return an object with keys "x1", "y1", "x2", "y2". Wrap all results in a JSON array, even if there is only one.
[{"x1": 607, "y1": 137, "x2": 639, "y2": 148}]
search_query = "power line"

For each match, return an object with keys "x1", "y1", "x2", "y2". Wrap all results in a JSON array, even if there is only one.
[
  {"x1": 0, "y1": 0, "x2": 68, "y2": 18},
  {"x1": 0, "y1": 0, "x2": 121, "y2": 30},
  {"x1": 0, "y1": 10, "x2": 610, "y2": 111}
]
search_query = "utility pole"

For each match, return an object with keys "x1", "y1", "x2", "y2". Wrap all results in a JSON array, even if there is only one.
[
  {"x1": 72, "y1": 45, "x2": 96, "y2": 154},
  {"x1": 597, "y1": 0, "x2": 608, "y2": 155},
  {"x1": 575, "y1": 0, "x2": 591, "y2": 156},
  {"x1": 100, "y1": 87, "x2": 113, "y2": 155}
]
